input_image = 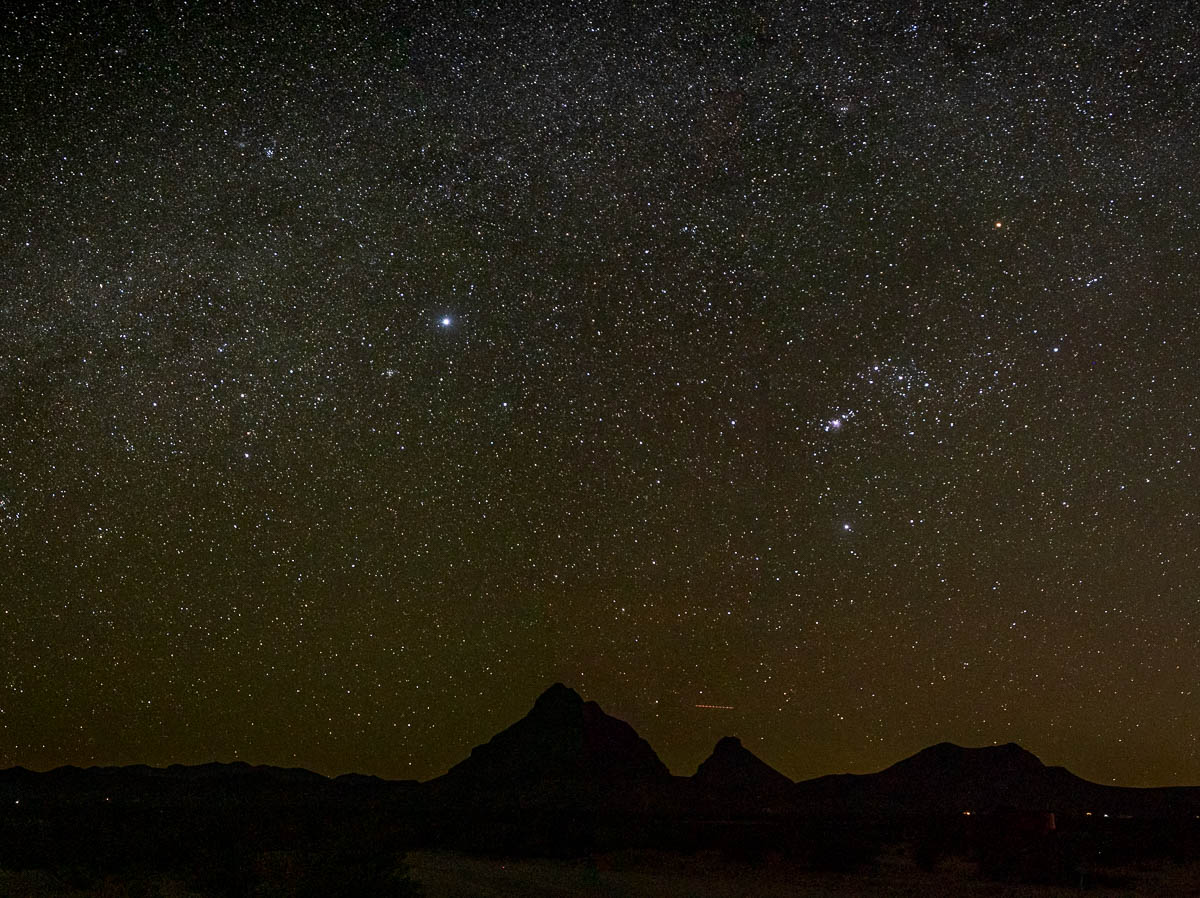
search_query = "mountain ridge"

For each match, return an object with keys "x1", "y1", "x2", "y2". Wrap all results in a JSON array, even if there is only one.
[{"x1": 5, "y1": 685, "x2": 1200, "y2": 820}]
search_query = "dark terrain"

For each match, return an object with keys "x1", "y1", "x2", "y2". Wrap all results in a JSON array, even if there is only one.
[{"x1": 4, "y1": 684, "x2": 1199, "y2": 896}]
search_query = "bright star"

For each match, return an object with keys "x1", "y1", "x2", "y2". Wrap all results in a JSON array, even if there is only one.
[{"x1": 440, "y1": 316, "x2": 452, "y2": 327}]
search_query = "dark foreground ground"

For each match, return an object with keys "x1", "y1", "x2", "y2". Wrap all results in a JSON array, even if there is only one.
[
  {"x1": 5, "y1": 760, "x2": 1200, "y2": 897},
  {"x1": 406, "y1": 848, "x2": 1200, "y2": 898},
  {"x1": 5, "y1": 849, "x2": 1198, "y2": 897}
]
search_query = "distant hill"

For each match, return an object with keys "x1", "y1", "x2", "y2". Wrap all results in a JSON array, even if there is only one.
[
  {"x1": 0, "y1": 760, "x2": 418, "y2": 809},
  {"x1": 794, "y1": 741, "x2": 1200, "y2": 819}
]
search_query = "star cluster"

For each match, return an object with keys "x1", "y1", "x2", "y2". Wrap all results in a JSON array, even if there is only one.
[{"x1": 2, "y1": 1, "x2": 1198, "y2": 786}]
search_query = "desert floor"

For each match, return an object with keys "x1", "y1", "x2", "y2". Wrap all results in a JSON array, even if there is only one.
[{"x1": 407, "y1": 847, "x2": 1200, "y2": 897}]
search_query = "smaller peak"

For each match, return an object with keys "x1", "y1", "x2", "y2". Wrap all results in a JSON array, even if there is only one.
[
  {"x1": 693, "y1": 734, "x2": 793, "y2": 794},
  {"x1": 926, "y1": 741, "x2": 964, "y2": 753}
]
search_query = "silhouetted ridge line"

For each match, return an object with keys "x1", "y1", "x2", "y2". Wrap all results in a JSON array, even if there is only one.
[
  {"x1": 434, "y1": 683, "x2": 670, "y2": 793},
  {"x1": 6, "y1": 686, "x2": 1200, "y2": 823}
]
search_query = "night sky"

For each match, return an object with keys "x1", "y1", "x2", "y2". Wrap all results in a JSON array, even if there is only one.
[{"x1": 3, "y1": 1, "x2": 1198, "y2": 788}]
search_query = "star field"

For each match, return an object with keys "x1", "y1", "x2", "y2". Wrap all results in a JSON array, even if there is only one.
[{"x1": 2, "y1": 1, "x2": 1198, "y2": 787}]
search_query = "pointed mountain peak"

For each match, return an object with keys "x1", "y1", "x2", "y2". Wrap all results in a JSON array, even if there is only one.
[
  {"x1": 693, "y1": 735, "x2": 792, "y2": 794},
  {"x1": 533, "y1": 682, "x2": 584, "y2": 712},
  {"x1": 436, "y1": 684, "x2": 670, "y2": 790}
]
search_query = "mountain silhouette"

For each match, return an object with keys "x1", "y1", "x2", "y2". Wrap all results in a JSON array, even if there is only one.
[
  {"x1": 6, "y1": 686, "x2": 1200, "y2": 828},
  {"x1": 433, "y1": 683, "x2": 670, "y2": 800},
  {"x1": 794, "y1": 740, "x2": 1200, "y2": 818},
  {"x1": 9, "y1": 686, "x2": 1200, "y2": 888},
  {"x1": 868, "y1": 741, "x2": 1061, "y2": 812},
  {"x1": 693, "y1": 736, "x2": 793, "y2": 798}
]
